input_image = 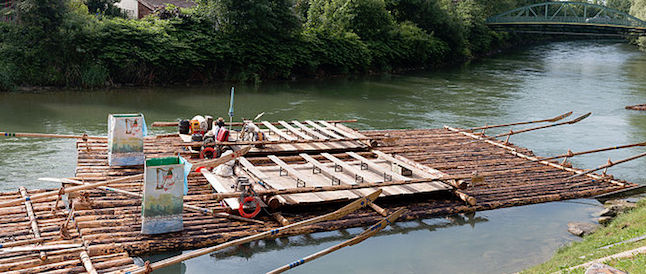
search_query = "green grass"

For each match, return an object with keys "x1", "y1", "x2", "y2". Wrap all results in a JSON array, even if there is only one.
[{"x1": 522, "y1": 199, "x2": 646, "y2": 274}]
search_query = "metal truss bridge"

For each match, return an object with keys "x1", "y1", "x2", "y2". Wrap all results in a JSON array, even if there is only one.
[{"x1": 486, "y1": 1, "x2": 646, "y2": 37}]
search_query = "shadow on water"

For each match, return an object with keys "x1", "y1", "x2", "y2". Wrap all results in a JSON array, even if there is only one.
[{"x1": 141, "y1": 213, "x2": 489, "y2": 274}]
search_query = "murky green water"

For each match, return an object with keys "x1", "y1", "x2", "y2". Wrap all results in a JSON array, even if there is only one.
[{"x1": 1, "y1": 40, "x2": 645, "y2": 273}]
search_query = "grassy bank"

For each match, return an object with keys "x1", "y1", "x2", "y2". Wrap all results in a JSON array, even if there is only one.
[{"x1": 523, "y1": 198, "x2": 646, "y2": 273}]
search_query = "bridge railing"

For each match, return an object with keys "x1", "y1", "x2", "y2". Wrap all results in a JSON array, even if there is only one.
[{"x1": 487, "y1": 16, "x2": 638, "y2": 28}]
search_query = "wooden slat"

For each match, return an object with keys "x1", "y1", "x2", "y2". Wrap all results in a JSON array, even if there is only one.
[
  {"x1": 299, "y1": 154, "x2": 375, "y2": 197},
  {"x1": 278, "y1": 121, "x2": 312, "y2": 140},
  {"x1": 346, "y1": 152, "x2": 409, "y2": 181},
  {"x1": 261, "y1": 121, "x2": 296, "y2": 141},
  {"x1": 305, "y1": 120, "x2": 344, "y2": 139},
  {"x1": 291, "y1": 121, "x2": 328, "y2": 140},
  {"x1": 318, "y1": 120, "x2": 359, "y2": 139},
  {"x1": 267, "y1": 155, "x2": 353, "y2": 201},
  {"x1": 238, "y1": 157, "x2": 315, "y2": 204},
  {"x1": 345, "y1": 152, "x2": 426, "y2": 194},
  {"x1": 372, "y1": 150, "x2": 442, "y2": 179},
  {"x1": 201, "y1": 170, "x2": 240, "y2": 210},
  {"x1": 320, "y1": 153, "x2": 410, "y2": 196}
]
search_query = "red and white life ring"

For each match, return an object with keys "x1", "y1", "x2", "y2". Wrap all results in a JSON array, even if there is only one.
[{"x1": 238, "y1": 196, "x2": 261, "y2": 219}]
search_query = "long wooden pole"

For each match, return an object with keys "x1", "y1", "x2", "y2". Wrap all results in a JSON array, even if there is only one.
[
  {"x1": 462, "y1": 112, "x2": 591, "y2": 145},
  {"x1": 267, "y1": 208, "x2": 406, "y2": 274},
  {"x1": 0, "y1": 131, "x2": 106, "y2": 140},
  {"x1": 19, "y1": 187, "x2": 47, "y2": 261},
  {"x1": 118, "y1": 189, "x2": 383, "y2": 274},
  {"x1": 518, "y1": 141, "x2": 646, "y2": 165},
  {"x1": 40, "y1": 177, "x2": 264, "y2": 224},
  {"x1": 469, "y1": 111, "x2": 573, "y2": 131},
  {"x1": 176, "y1": 136, "x2": 385, "y2": 147},
  {"x1": 152, "y1": 119, "x2": 359, "y2": 128},
  {"x1": 566, "y1": 151, "x2": 646, "y2": 180},
  {"x1": 445, "y1": 126, "x2": 627, "y2": 187},
  {"x1": 0, "y1": 146, "x2": 252, "y2": 208}
]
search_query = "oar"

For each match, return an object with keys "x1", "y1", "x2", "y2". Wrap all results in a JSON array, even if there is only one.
[
  {"x1": 462, "y1": 112, "x2": 591, "y2": 145},
  {"x1": 469, "y1": 111, "x2": 573, "y2": 131},
  {"x1": 515, "y1": 141, "x2": 646, "y2": 166},
  {"x1": 118, "y1": 189, "x2": 383, "y2": 274},
  {"x1": 267, "y1": 208, "x2": 406, "y2": 274},
  {"x1": 38, "y1": 177, "x2": 263, "y2": 224},
  {"x1": 0, "y1": 146, "x2": 252, "y2": 208},
  {"x1": 566, "y1": 151, "x2": 646, "y2": 180},
  {"x1": 0, "y1": 131, "x2": 106, "y2": 140}
]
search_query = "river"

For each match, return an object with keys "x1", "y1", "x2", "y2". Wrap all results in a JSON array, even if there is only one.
[{"x1": 0, "y1": 40, "x2": 645, "y2": 273}]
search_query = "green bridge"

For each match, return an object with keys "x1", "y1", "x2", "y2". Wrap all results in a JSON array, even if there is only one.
[{"x1": 486, "y1": 1, "x2": 646, "y2": 37}]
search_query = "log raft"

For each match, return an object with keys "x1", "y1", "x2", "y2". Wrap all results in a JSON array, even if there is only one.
[{"x1": 0, "y1": 121, "x2": 636, "y2": 273}]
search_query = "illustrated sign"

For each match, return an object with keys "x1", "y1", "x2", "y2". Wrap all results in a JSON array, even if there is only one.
[
  {"x1": 141, "y1": 156, "x2": 184, "y2": 234},
  {"x1": 108, "y1": 114, "x2": 145, "y2": 166}
]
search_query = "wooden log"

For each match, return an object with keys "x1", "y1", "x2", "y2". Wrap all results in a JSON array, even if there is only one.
[
  {"x1": 272, "y1": 213, "x2": 290, "y2": 226},
  {"x1": 175, "y1": 136, "x2": 382, "y2": 147},
  {"x1": 267, "y1": 208, "x2": 406, "y2": 274},
  {"x1": 0, "y1": 243, "x2": 83, "y2": 253},
  {"x1": 518, "y1": 141, "x2": 646, "y2": 165},
  {"x1": 453, "y1": 190, "x2": 477, "y2": 206},
  {"x1": 120, "y1": 190, "x2": 382, "y2": 273},
  {"x1": 262, "y1": 121, "x2": 297, "y2": 141}
]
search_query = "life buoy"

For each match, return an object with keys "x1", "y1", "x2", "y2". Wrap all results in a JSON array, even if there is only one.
[
  {"x1": 195, "y1": 166, "x2": 207, "y2": 173},
  {"x1": 200, "y1": 147, "x2": 216, "y2": 159},
  {"x1": 238, "y1": 196, "x2": 261, "y2": 219}
]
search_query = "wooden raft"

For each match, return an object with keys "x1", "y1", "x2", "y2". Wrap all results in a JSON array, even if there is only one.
[{"x1": 0, "y1": 122, "x2": 637, "y2": 273}]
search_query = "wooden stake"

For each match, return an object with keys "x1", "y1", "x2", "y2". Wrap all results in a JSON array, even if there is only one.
[
  {"x1": 267, "y1": 208, "x2": 406, "y2": 274},
  {"x1": 118, "y1": 189, "x2": 383, "y2": 274}
]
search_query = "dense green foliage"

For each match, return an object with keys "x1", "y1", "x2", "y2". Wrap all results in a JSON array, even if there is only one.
[{"x1": 0, "y1": 0, "x2": 534, "y2": 90}]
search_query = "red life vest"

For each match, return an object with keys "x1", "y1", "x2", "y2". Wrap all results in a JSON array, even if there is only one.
[{"x1": 216, "y1": 128, "x2": 229, "y2": 142}]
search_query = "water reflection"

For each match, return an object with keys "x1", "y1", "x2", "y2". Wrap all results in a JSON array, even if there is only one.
[{"x1": 142, "y1": 213, "x2": 488, "y2": 274}]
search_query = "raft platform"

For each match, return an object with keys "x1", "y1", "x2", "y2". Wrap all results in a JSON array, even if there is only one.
[{"x1": 0, "y1": 120, "x2": 635, "y2": 273}]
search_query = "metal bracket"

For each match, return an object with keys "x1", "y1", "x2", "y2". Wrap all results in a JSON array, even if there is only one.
[
  {"x1": 296, "y1": 179, "x2": 306, "y2": 188},
  {"x1": 312, "y1": 166, "x2": 321, "y2": 174},
  {"x1": 383, "y1": 173, "x2": 392, "y2": 182},
  {"x1": 279, "y1": 167, "x2": 288, "y2": 176},
  {"x1": 355, "y1": 174, "x2": 364, "y2": 183},
  {"x1": 334, "y1": 164, "x2": 343, "y2": 172},
  {"x1": 332, "y1": 178, "x2": 340, "y2": 186},
  {"x1": 360, "y1": 162, "x2": 368, "y2": 170}
]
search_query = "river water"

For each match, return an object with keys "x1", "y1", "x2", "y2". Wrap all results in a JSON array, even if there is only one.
[{"x1": 1, "y1": 40, "x2": 645, "y2": 273}]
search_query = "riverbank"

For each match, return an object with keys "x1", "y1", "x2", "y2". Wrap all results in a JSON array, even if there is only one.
[
  {"x1": 0, "y1": 0, "x2": 549, "y2": 91},
  {"x1": 523, "y1": 198, "x2": 646, "y2": 273}
]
